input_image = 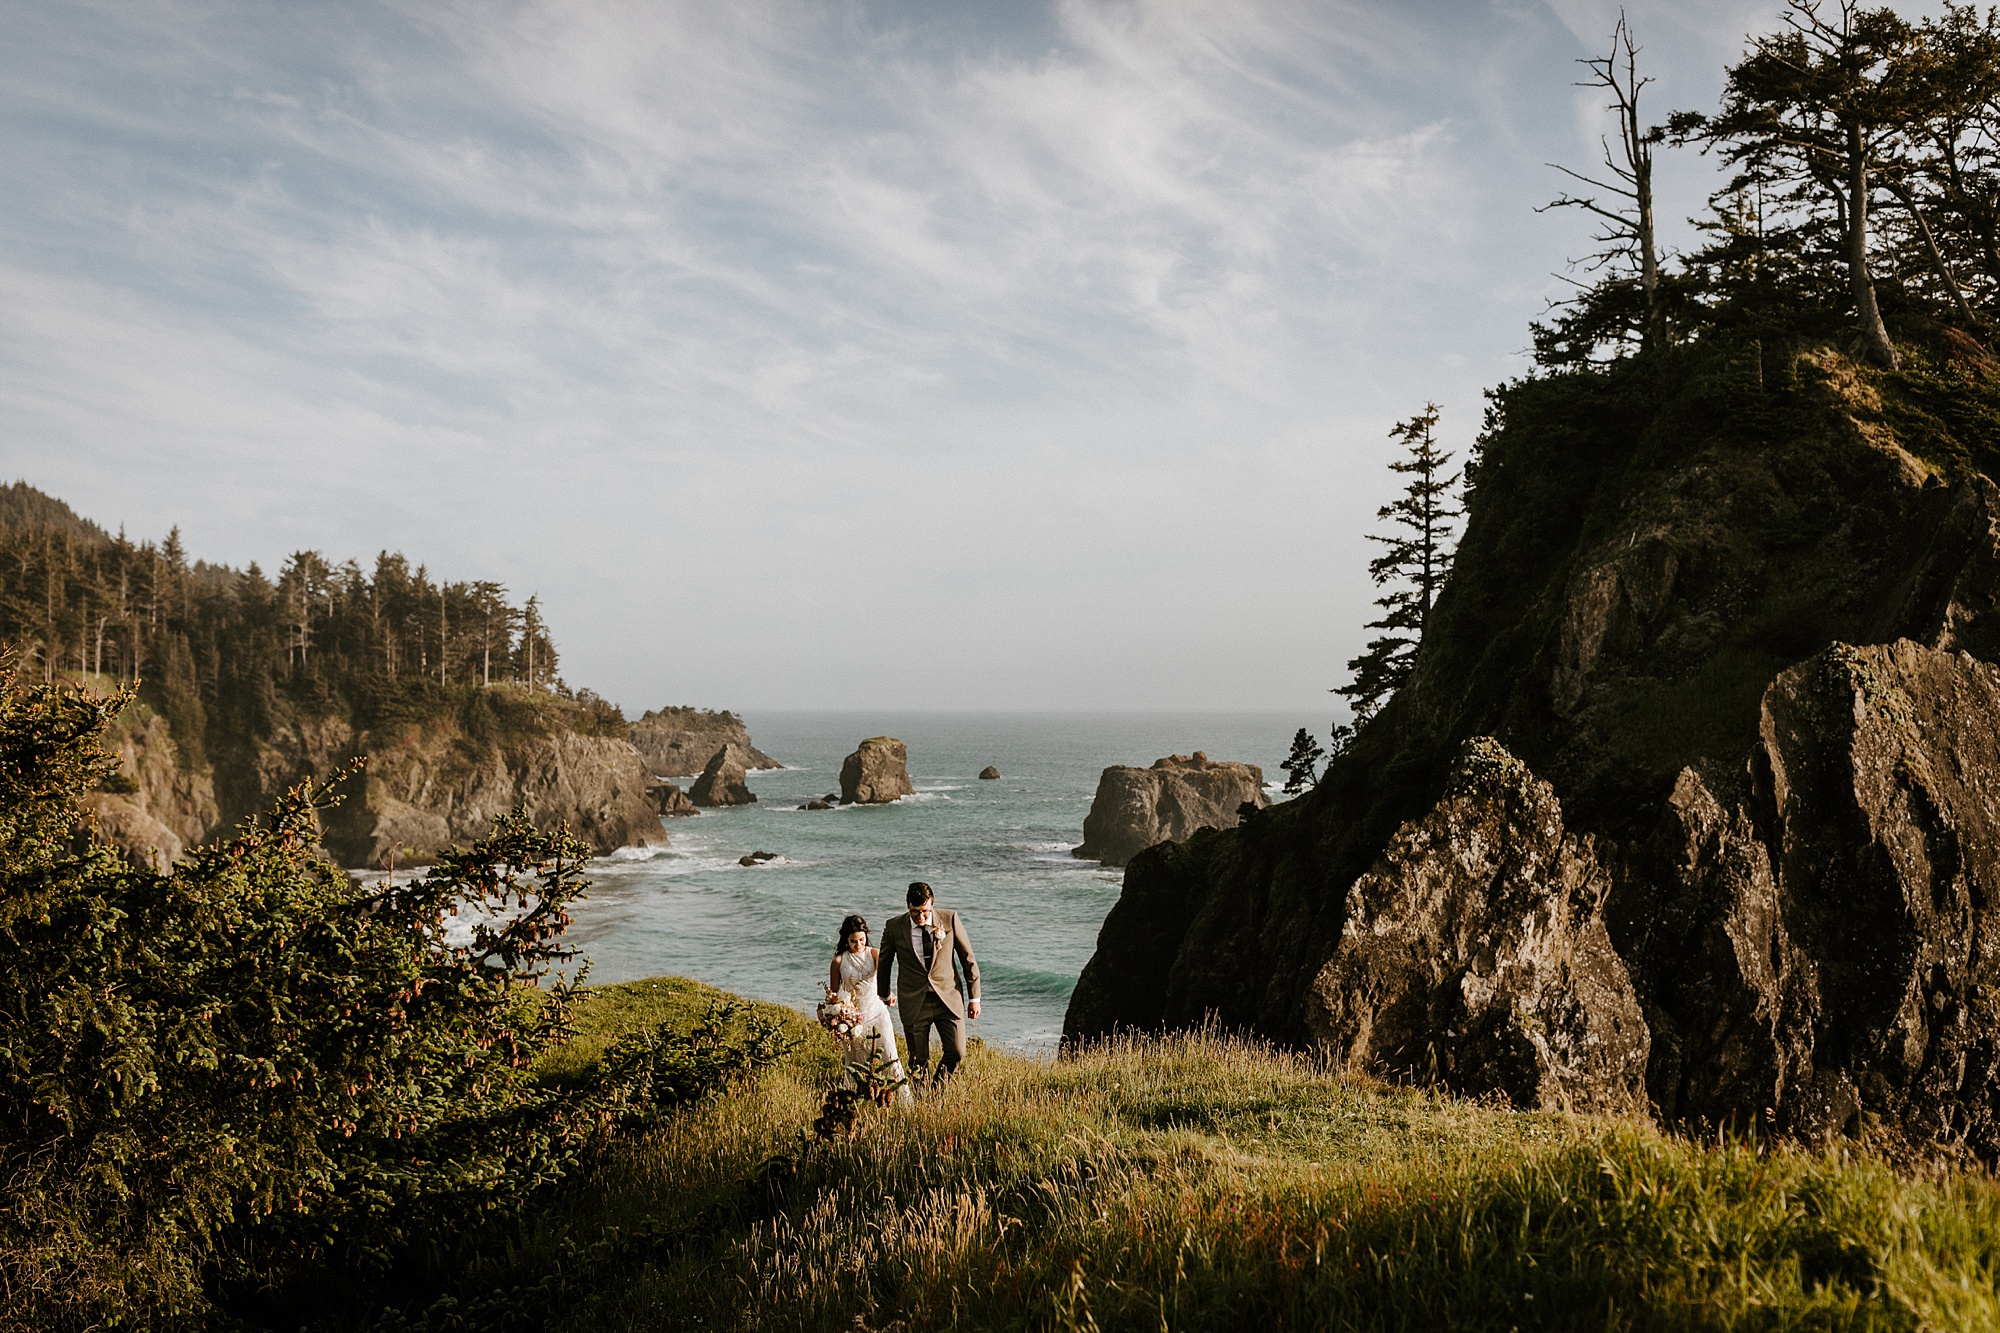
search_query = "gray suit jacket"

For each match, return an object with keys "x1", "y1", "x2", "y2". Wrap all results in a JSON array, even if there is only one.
[{"x1": 878, "y1": 908, "x2": 979, "y2": 1018}]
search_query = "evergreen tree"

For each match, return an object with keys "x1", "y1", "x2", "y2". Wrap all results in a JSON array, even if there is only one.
[
  {"x1": 1674, "y1": 2, "x2": 1916, "y2": 367},
  {"x1": 1336, "y1": 405, "x2": 1459, "y2": 721},
  {"x1": 0, "y1": 665, "x2": 790, "y2": 1328},
  {"x1": 1884, "y1": 3, "x2": 2000, "y2": 324},
  {"x1": 518, "y1": 594, "x2": 557, "y2": 691},
  {"x1": 1280, "y1": 727, "x2": 1325, "y2": 794}
]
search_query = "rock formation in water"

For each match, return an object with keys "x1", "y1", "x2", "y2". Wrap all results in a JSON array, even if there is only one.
[
  {"x1": 631, "y1": 707, "x2": 780, "y2": 776},
  {"x1": 979, "y1": 765, "x2": 1001, "y2": 779},
  {"x1": 649, "y1": 781, "x2": 698, "y2": 817},
  {"x1": 689, "y1": 745, "x2": 759, "y2": 807},
  {"x1": 1064, "y1": 343, "x2": 2000, "y2": 1157},
  {"x1": 1072, "y1": 753, "x2": 1269, "y2": 868},
  {"x1": 840, "y1": 737, "x2": 913, "y2": 804}
]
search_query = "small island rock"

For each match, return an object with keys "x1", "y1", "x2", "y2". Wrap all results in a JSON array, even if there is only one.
[
  {"x1": 689, "y1": 746, "x2": 758, "y2": 807},
  {"x1": 1072, "y1": 751, "x2": 1269, "y2": 868},
  {"x1": 648, "y1": 781, "x2": 698, "y2": 817},
  {"x1": 840, "y1": 737, "x2": 914, "y2": 805},
  {"x1": 979, "y1": 765, "x2": 1001, "y2": 780},
  {"x1": 802, "y1": 799, "x2": 835, "y2": 810}
]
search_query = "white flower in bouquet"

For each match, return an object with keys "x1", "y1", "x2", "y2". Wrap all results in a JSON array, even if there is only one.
[{"x1": 817, "y1": 988, "x2": 862, "y2": 1040}]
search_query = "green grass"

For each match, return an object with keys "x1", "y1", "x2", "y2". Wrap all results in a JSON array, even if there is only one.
[
  {"x1": 530, "y1": 975, "x2": 835, "y2": 1087},
  {"x1": 463, "y1": 977, "x2": 2000, "y2": 1332}
]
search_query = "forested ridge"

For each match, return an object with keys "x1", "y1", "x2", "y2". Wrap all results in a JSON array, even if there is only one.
[{"x1": 0, "y1": 482, "x2": 626, "y2": 831}]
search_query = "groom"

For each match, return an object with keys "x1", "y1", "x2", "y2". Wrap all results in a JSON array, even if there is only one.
[{"x1": 878, "y1": 881, "x2": 980, "y2": 1087}]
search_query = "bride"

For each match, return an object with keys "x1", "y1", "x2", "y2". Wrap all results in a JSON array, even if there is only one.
[{"x1": 826, "y1": 914, "x2": 912, "y2": 1105}]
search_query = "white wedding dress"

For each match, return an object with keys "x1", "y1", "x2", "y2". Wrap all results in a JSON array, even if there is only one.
[{"x1": 837, "y1": 950, "x2": 913, "y2": 1104}]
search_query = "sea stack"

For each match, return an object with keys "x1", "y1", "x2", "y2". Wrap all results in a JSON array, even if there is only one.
[
  {"x1": 689, "y1": 746, "x2": 758, "y2": 807},
  {"x1": 648, "y1": 781, "x2": 698, "y2": 817},
  {"x1": 840, "y1": 737, "x2": 914, "y2": 804},
  {"x1": 979, "y1": 765, "x2": 1001, "y2": 779},
  {"x1": 1072, "y1": 752, "x2": 1269, "y2": 868}
]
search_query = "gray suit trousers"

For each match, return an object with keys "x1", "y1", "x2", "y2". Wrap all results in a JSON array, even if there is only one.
[{"x1": 902, "y1": 990, "x2": 967, "y2": 1084}]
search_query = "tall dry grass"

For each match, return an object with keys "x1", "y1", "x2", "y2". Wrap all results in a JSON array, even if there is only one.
[{"x1": 537, "y1": 1022, "x2": 2000, "y2": 1331}]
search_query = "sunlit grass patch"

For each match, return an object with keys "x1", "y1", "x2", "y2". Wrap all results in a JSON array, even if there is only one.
[
  {"x1": 557, "y1": 1020, "x2": 2000, "y2": 1332},
  {"x1": 530, "y1": 974, "x2": 833, "y2": 1087}
]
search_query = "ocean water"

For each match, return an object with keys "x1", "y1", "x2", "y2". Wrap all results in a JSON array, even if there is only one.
[{"x1": 565, "y1": 711, "x2": 1302, "y2": 1052}]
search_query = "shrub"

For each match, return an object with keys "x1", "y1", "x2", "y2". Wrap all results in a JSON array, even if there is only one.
[{"x1": 0, "y1": 666, "x2": 789, "y2": 1330}]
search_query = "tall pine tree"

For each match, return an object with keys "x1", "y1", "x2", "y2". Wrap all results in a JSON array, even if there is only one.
[{"x1": 1336, "y1": 405, "x2": 1459, "y2": 721}]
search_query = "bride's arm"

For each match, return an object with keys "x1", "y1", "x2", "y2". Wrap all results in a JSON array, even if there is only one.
[{"x1": 827, "y1": 957, "x2": 842, "y2": 997}]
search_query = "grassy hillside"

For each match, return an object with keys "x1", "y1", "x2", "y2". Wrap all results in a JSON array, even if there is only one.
[{"x1": 382, "y1": 977, "x2": 2000, "y2": 1332}]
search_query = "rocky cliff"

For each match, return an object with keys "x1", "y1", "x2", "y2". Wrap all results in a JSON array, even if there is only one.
[
  {"x1": 1065, "y1": 341, "x2": 2000, "y2": 1157},
  {"x1": 81, "y1": 701, "x2": 220, "y2": 868},
  {"x1": 324, "y1": 719, "x2": 667, "y2": 869},
  {"x1": 631, "y1": 707, "x2": 779, "y2": 776},
  {"x1": 1073, "y1": 753, "x2": 1269, "y2": 868},
  {"x1": 94, "y1": 687, "x2": 668, "y2": 870}
]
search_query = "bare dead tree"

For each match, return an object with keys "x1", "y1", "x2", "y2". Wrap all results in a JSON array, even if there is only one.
[{"x1": 1542, "y1": 12, "x2": 1666, "y2": 351}]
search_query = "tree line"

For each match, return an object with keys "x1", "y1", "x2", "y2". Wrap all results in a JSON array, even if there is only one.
[
  {"x1": 0, "y1": 485, "x2": 618, "y2": 805},
  {"x1": 1543, "y1": 1, "x2": 2000, "y2": 368}
]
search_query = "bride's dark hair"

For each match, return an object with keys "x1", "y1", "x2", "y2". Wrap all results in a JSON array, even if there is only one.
[{"x1": 836, "y1": 914, "x2": 869, "y2": 953}]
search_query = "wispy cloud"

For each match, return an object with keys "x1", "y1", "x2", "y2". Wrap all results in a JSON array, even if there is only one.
[{"x1": 2, "y1": 0, "x2": 1762, "y2": 708}]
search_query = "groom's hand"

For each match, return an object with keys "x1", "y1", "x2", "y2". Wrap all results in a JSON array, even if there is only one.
[{"x1": 968, "y1": 1000, "x2": 981, "y2": 1019}]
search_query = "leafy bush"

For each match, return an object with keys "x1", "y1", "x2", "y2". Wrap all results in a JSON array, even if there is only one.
[{"x1": 0, "y1": 666, "x2": 790, "y2": 1330}]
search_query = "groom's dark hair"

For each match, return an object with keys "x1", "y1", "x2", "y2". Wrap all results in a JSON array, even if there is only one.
[{"x1": 906, "y1": 882, "x2": 934, "y2": 907}]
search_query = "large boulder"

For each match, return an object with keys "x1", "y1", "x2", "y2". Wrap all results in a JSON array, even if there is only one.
[
  {"x1": 1305, "y1": 739, "x2": 1649, "y2": 1114},
  {"x1": 1611, "y1": 640, "x2": 2000, "y2": 1151},
  {"x1": 840, "y1": 737, "x2": 913, "y2": 804},
  {"x1": 1615, "y1": 766, "x2": 1819, "y2": 1135},
  {"x1": 1759, "y1": 641, "x2": 2000, "y2": 1149},
  {"x1": 631, "y1": 706, "x2": 780, "y2": 777},
  {"x1": 1073, "y1": 752, "x2": 1269, "y2": 868},
  {"x1": 689, "y1": 746, "x2": 759, "y2": 807}
]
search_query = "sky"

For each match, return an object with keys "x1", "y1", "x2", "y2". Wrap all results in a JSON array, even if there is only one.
[{"x1": 0, "y1": 0, "x2": 1891, "y2": 713}]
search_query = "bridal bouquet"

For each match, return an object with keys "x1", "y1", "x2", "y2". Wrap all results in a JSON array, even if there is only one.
[{"x1": 817, "y1": 990, "x2": 861, "y2": 1040}]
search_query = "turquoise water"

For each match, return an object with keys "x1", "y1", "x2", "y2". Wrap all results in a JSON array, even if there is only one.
[{"x1": 567, "y1": 712, "x2": 1301, "y2": 1052}]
